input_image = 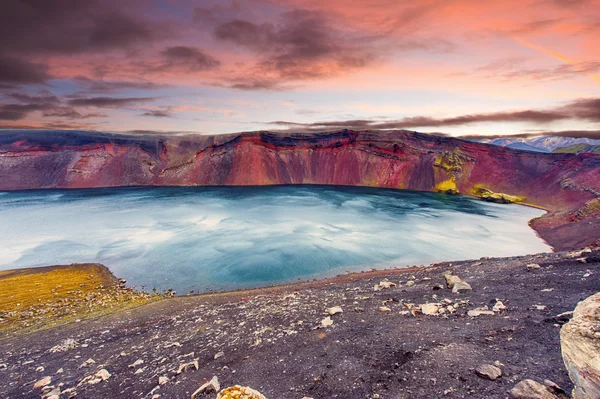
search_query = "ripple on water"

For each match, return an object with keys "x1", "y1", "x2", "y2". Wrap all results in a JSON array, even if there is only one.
[{"x1": 0, "y1": 185, "x2": 549, "y2": 293}]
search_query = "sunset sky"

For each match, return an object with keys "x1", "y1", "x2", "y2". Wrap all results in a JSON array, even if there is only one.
[{"x1": 1, "y1": 0, "x2": 599, "y2": 138}]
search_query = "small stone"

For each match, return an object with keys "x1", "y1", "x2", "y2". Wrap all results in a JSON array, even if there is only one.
[
  {"x1": 191, "y1": 375, "x2": 220, "y2": 398},
  {"x1": 217, "y1": 385, "x2": 267, "y2": 399},
  {"x1": 41, "y1": 386, "x2": 60, "y2": 399},
  {"x1": 475, "y1": 364, "x2": 502, "y2": 380},
  {"x1": 527, "y1": 263, "x2": 541, "y2": 270},
  {"x1": 510, "y1": 379, "x2": 558, "y2": 399},
  {"x1": 325, "y1": 306, "x2": 343, "y2": 315},
  {"x1": 405, "y1": 281, "x2": 415, "y2": 287},
  {"x1": 36, "y1": 366, "x2": 45, "y2": 372},
  {"x1": 177, "y1": 360, "x2": 199, "y2": 374},
  {"x1": 452, "y1": 281, "x2": 472, "y2": 293},
  {"x1": 542, "y1": 380, "x2": 565, "y2": 395},
  {"x1": 321, "y1": 316, "x2": 333, "y2": 328},
  {"x1": 34, "y1": 376, "x2": 52, "y2": 389},
  {"x1": 128, "y1": 359, "x2": 144, "y2": 368},
  {"x1": 420, "y1": 303, "x2": 440, "y2": 316},
  {"x1": 379, "y1": 280, "x2": 396, "y2": 289},
  {"x1": 379, "y1": 306, "x2": 391, "y2": 312},
  {"x1": 468, "y1": 307, "x2": 495, "y2": 317},
  {"x1": 158, "y1": 376, "x2": 169, "y2": 385},
  {"x1": 94, "y1": 369, "x2": 111, "y2": 382},
  {"x1": 79, "y1": 358, "x2": 95, "y2": 368},
  {"x1": 214, "y1": 351, "x2": 224, "y2": 360},
  {"x1": 493, "y1": 299, "x2": 507, "y2": 312},
  {"x1": 56, "y1": 368, "x2": 63, "y2": 374},
  {"x1": 444, "y1": 273, "x2": 462, "y2": 289}
]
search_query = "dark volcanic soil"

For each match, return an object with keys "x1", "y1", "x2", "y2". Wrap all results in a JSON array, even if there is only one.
[{"x1": 1, "y1": 249, "x2": 599, "y2": 399}]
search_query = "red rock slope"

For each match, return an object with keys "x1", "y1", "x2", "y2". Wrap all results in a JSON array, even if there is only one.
[{"x1": 0, "y1": 129, "x2": 598, "y2": 250}]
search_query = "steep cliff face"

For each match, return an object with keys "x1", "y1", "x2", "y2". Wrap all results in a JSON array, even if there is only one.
[{"x1": 1, "y1": 129, "x2": 599, "y2": 249}]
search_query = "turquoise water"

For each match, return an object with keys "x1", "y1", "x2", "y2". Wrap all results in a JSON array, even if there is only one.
[{"x1": 0, "y1": 186, "x2": 549, "y2": 293}]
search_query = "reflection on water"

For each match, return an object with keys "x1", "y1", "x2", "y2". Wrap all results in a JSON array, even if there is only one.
[{"x1": 0, "y1": 185, "x2": 549, "y2": 293}]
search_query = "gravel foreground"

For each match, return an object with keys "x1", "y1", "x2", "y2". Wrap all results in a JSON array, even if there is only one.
[{"x1": 1, "y1": 249, "x2": 599, "y2": 399}]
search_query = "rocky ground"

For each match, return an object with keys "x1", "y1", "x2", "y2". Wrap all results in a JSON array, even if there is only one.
[{"x1": 0, "y1": 248, "x2": 599, "y2": 399}]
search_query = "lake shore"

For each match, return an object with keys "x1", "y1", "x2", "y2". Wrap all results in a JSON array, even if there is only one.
[{"x1": 1, "y1": 248, "x2": 598, "y2": 398}]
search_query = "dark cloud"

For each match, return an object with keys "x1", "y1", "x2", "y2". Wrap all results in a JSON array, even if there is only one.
[
  {"x1": 67, "y1": 97, "x2": 154, "y2": 108},
  {"x1": 140, "y1": 110, "x2": 173, "y2": 118},
  {"x1": 0, "y1": 1, "x2": 166, "y2": 55},
  {"x1": 0, "y1": 91, "x2": 59, "y2": 120},
  {"x1": 211, "y1": 9, "x2": 375, "y2": 88},
  {"x1": 562, "y1": 98, "x2": 600, "y2": 122},
  {"x1": 268, "y1": 97, "x2": 600, "y2": 130},
  {"x1": 42, "y1": 107, "x2": 107, "y2": 119},
  {"x1": 72, "y1": 77, "x2": 167, "y2": 93},
  {"x1": 160, "y1": 46, "x2": 221, "y2": 72},
  {"x1": 0, "y1": 55, "x2": 51, "y2": 83},
  {"x1": 476, "y1": 59, "x2": 600, "y2": 82}
]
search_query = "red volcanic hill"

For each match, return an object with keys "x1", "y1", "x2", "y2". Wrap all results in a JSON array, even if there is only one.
[{"x1": 0, "y1": 129, "x2": 599, "y2": 250}]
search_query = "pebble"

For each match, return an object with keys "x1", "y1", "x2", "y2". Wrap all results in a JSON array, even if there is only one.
[
  {"x1": 510, "y1": 379, "x2": 558, "y2": 399},
  {"x1": 475, "y1": 364, "x2": 502, "y2": 380},
  {"x1": 325, "y1": 306, "x2": 343, "y2": 315}
]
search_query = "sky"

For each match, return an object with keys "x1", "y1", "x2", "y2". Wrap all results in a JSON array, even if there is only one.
[{"x1": 0, "y1": 0, "x2": 599, "y2": 138}]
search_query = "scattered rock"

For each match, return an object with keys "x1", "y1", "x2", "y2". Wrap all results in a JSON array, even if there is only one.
[
  {"x1": 320, "y1": 316, "x2": 333, "y2": 328},
  {"x1": 128, "y1": 359, "x2": 144, "y2": 368},
  {"x1": 78, "y1": 358, "x2": 95, "y2": 368},
  {"x1": 420, "y1": 303, "x2": 440, "y2": 316},
  {"x1": 40, "y1": 386, "x2": 60, "y2": 399},
  {"x1": 475, "y1": 364, "x2": 502, "y2": 380},
  {"x1": 217, "y1": 385, "x2": 267, "y2": 399},
  {"x1": 33, "y1": 376, "x2": 52, "y2": 389},
  {"x1": 177, "y1": 360, "x2": 199, "y2": 374},
  {"x1": 214, "y1": 351, "x2": 224, "y2": 360},
  {"x1": 158, "y1": 376, "x2": 169, "y2": 385},
  {"x1": 510, "y1": 379, "x2": 559, "y2": 399},
  {"x1": 191, "y1": 375, "x2": 220, "y2": 398},
  {"x1": 527, "y1": 263, "x2": 541, "y2": 270},
  {"x1": 444, "y1": 273, "x2": 462, "y2": 289},
  {"x1": 493, "y1": 299, "x2": 507, "y2": 312},
  {"x1": 543, "y1": 380, "x2": 566, "y2": 395},
  {"x1": 468, "y1": 307, "x2": 495, "y2": 317},
  {"x1": 445, "y1": 272, "x2": 472, "y2": 293},
  {"x1": 452, "y1": 281, "x2": 472, "y2": 293},
  {"x1": 561, "y1": 292, "x2": 600, "y2": 399},
  {"x1": 379, "y1": 280, "x2": 396, "y2": 289},
  {"x1": 325, "y1": 306, "x2": 343, "y2": 315},
  {"x1": 379, "y1": 306, "x2": 391, "y2": 312},
  {"x1": 94, "y1": 369, "x2": 111, "y2": 382},
  {"x1": 405, "y1": 281, "x2": 415, "y2": 287},
  {"x1": 49, "y1": 338, "x2": 77, "y2": 353}
]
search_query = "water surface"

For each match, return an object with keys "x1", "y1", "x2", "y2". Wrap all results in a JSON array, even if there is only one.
[{"x1": 0, "y1": 186, "x2": 549, "y2": 293}]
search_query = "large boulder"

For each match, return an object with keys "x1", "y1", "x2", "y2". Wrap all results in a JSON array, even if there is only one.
[{"x1": 560, "y1": 292, "x2": 600, "y2": 399}]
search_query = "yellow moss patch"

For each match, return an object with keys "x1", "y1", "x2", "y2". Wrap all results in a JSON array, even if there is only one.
[
  {"x1": 472, "y1": 185, "x2": 525, "y2": 204},
  {"x1": 0, "y1": 264, "x2": 155, "y2": 335},
  {"x1": 435, "y1": 177, "x2": 459, "y2": 194},
  {"x1": 0, "y1": 264, "x2": 113, "y2": 312}
]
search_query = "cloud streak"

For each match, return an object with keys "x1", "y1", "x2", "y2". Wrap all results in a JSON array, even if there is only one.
[{"x1": 268, "y1": 97, "x2": 600, "y2": 130}]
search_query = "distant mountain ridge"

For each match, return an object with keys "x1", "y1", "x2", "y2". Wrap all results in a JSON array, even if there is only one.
[{"x1": 477, "y1": 135, "x2": 600, "y2": 153}]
